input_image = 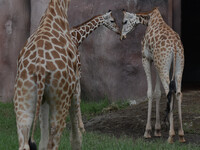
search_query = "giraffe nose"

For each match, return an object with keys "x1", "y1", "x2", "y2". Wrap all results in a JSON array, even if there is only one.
[{"x1": 120, "y1": 35, "x2": 126, "y2": 40}]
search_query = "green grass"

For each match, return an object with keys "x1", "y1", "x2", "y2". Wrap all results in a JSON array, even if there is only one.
[
  {"x1": 1, "y1": 102, "x2": 200, "y2": 150},
  {"x1": 80, "y1": 98, "x2": 110, "y2": 119},
  {"x1": 80, "y1": 98, "x2": 130, "y2": 120}
]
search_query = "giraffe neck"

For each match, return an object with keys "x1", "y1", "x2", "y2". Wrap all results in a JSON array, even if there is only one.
[
  {"x1": 70, "y1": 15, "x2": 104, "y2": 47},
  {"x1": 136, "y1": 8, "x2": 163, "y2": 26},
  {"x1": 51, "y1": 0, "x2": 70, "y2": 13},
  {"x1": 38, "y1": 0, "x2": 70, "y2": 34}
]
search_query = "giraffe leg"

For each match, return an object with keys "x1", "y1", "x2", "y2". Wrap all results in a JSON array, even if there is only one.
[
  {"x1": 17, "y1": 123, "x2": 31, "y2": 150},
  {"x1": 14, "y1": 86, "x2": 36, "y2": 150},
  {"x1": 175, "y1": 74, "x2": 185, "y2": 143},
  {"x1": 74, "y1": 80, "x2": 85, "y2": 133},
  {"x1": 39, "y1": 102, "x2": 49, "y2": 150},
  {"x1": 69, "y1": 97, "x2": 82, "y2": 150},
  {"x1": 176, "y1": 91, "x2": 185, "y2": 143},
  {"x1": 167, "y1": 94, "x2": 175, "y2": 143},
  {"x1": 158, "y1": 72, "x2": 175, "y2": 143},
  {"x1": 47, "y1": 98, "x2": 69, "y2": 150},
  {"x1": 142, "y1": 57, "x2": 153, "y2": 138},
  {"x1": 153, "y1": 73, "x2": 162, "y2": 137},
  {"x1": 175, "y1": 53, "x2": 185, "y2": 143}
]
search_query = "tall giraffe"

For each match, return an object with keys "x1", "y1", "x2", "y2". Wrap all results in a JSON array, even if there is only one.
[
  {"x1": 121, "y1": 8, "x2": 185, "y2": 143},
  {"x1": 69, "y1": 10, "x2": 120, "y2": 133},
  {"x1": 13, "y1": 0, "x2": 82, "y2": 150},
  {"x1": 39, "y1": 10, "x2": 120, "y2": 140}
]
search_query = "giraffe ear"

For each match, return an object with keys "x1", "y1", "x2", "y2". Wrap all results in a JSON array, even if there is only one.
[{"x1": 122, "y1": 9, "x2": 126, "y2": 12}]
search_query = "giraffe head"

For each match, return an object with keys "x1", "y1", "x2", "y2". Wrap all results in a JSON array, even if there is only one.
[
  {"x1": 102, "y1": 10, "x2": 120, "y2": 34},
  {"x1": 120, "y1": 10, "x2": 140, "y2": 40}
]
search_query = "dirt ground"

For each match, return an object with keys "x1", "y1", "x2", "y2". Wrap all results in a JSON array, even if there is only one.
[{"x1": 84, "y1": 90, "x2": 200, "y2": 144}]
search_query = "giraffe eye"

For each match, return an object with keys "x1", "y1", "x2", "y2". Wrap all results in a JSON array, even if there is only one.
[
  {"x1": 111, "y1": 20, "x2": 115, "y2": 23},
  {"x1": 122, "y1": 20, "x2": 127, "y2": 25}
]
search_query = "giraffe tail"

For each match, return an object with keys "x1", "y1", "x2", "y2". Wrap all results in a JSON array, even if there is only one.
[
  {"x1": 29, "y1": 63, "x2": 46, "y2": 150},
  {"x1": 165, "y1": 50, "x2": 177, "y2": 123}
]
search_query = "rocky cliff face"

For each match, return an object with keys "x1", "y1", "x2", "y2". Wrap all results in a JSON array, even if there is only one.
[
  {"x1": 0, "y1": 0, "x2": 167, "y2": 102},
  {"x1": 68, "y1": 0, "x2": 168, "y2": 101},
  {"x1": 0, "y1": 0, "x2": 30, "y2": 102}
]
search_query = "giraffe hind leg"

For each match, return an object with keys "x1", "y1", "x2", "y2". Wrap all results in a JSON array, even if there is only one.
[
  {"x1": 39, "y1": 101, "x2": 50, "y2": 150},
  {"x1": 154, "y1": 73, "x2": 162, "y2": 137},
  {"x1": 74, "y1": 80, "x2": 85, "y2": 133},
  {"x1": 175, "y1": 72, "x2": 185, "y2": 143},
  {"x1": 166, "y1": 80, "x2": 176, "y2": 143},
  {"x1": 69, "y1": 97, "x2": 82, "y2": 150}
]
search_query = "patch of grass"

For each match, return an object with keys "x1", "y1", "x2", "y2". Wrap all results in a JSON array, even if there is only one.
[
  {"x1": 80, "y1": 98, "x2": 130, "y2": 120},
  {"x1": 80, "y1": 98, "x2": 110, "y2": 119},
  {"x1": 60, "y1": 131, "x2": 134, "y2": 150},
  {"x1": 132, "y1": 138, "x2": 200, "y2": 150},
  {"x1": 1, "y1": 102, "x2": 200, "y2": 150}
]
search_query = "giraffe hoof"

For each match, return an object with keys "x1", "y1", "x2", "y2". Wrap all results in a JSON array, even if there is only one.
[
  {"x1": 144, "y1": 130, "x2": 151, "y2": 138},
  {"x1": 179, "y1": 136, "x2": 186, "y2": 143},
  {"x1": 154, "y1": 129, "x2": 162, "y2": 137},
  {"x1": 167, "y1": 136, "x2": 174, "y2": 144}
]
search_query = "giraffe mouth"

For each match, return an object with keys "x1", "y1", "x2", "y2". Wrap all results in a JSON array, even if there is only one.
[{"x1": 120, "y1": 35, "x2": 126, "y2": 40}]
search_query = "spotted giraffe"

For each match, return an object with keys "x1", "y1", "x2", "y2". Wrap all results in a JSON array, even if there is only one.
[
  {"x1": 69, "y1": 10, "x2": 120, "y2": 132},
  {"x1": 121, "y1": 8, "x2": 185, "y2": 143},
  {"x1": 70, "y1": 10, "x2": 120, "y2": 46},
  {"x1": 13, "y1": 0, "x2": 82, "y2": 150}
]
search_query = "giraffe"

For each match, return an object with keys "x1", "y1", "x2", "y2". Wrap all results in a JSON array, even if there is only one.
[
  {"x1": 70, "y1": 10, "x2": 120, "y2": 47},
  {"x1": 13, "y1": 0, "x2": 82, "y2": 149},
  {"x1": 69, "y1": 10, "x2": 120, "y2": 133},
  {"x1": 121, "y1": 8, "x2": 185, "y2": 143}
]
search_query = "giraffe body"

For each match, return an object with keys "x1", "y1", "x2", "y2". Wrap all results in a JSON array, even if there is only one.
[
  {"x1": 13, "y1": 0, "x2": 82, "y2": 150},
  {"x1": 121, "y1": 8, "x2": 185, "y2": 143}
]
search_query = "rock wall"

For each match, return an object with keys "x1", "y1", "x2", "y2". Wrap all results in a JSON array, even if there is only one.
[
  {"x1": 0, "y1": 0, "x2": 168, "y2": 102},
  {"x1": 68, "y1": 0, "x2": 168, "y2": 101},
  {"x1": 0, "y1": 0, "x2": 30, "y2": 102}
]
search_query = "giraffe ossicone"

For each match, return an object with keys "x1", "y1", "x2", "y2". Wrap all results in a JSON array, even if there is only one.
[{"x1": 121, "y1": 8, "x2": 185, "y2": 143}]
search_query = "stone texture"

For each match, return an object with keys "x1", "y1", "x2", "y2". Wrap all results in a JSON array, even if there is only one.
[
  {"x1": 0, "y1": 0, "x2": 168, "y2": 102},
  {"x1": 68, "y1": 0, "x2": 168, "y2": 101},
  {"x1": 0, "y1": 0, "x2": 30, "y2": 102}
]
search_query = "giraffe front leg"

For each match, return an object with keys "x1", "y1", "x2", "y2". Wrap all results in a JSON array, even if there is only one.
[
  {"x1": 142, "y1": 57, "x2": 153, "y2": 138},
  {"x1": 153, "y1": 73, "x2": 162, "y2": 137},
  {"x1": 39, "y1": 101, "x2": 49, "y2": 150}
]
